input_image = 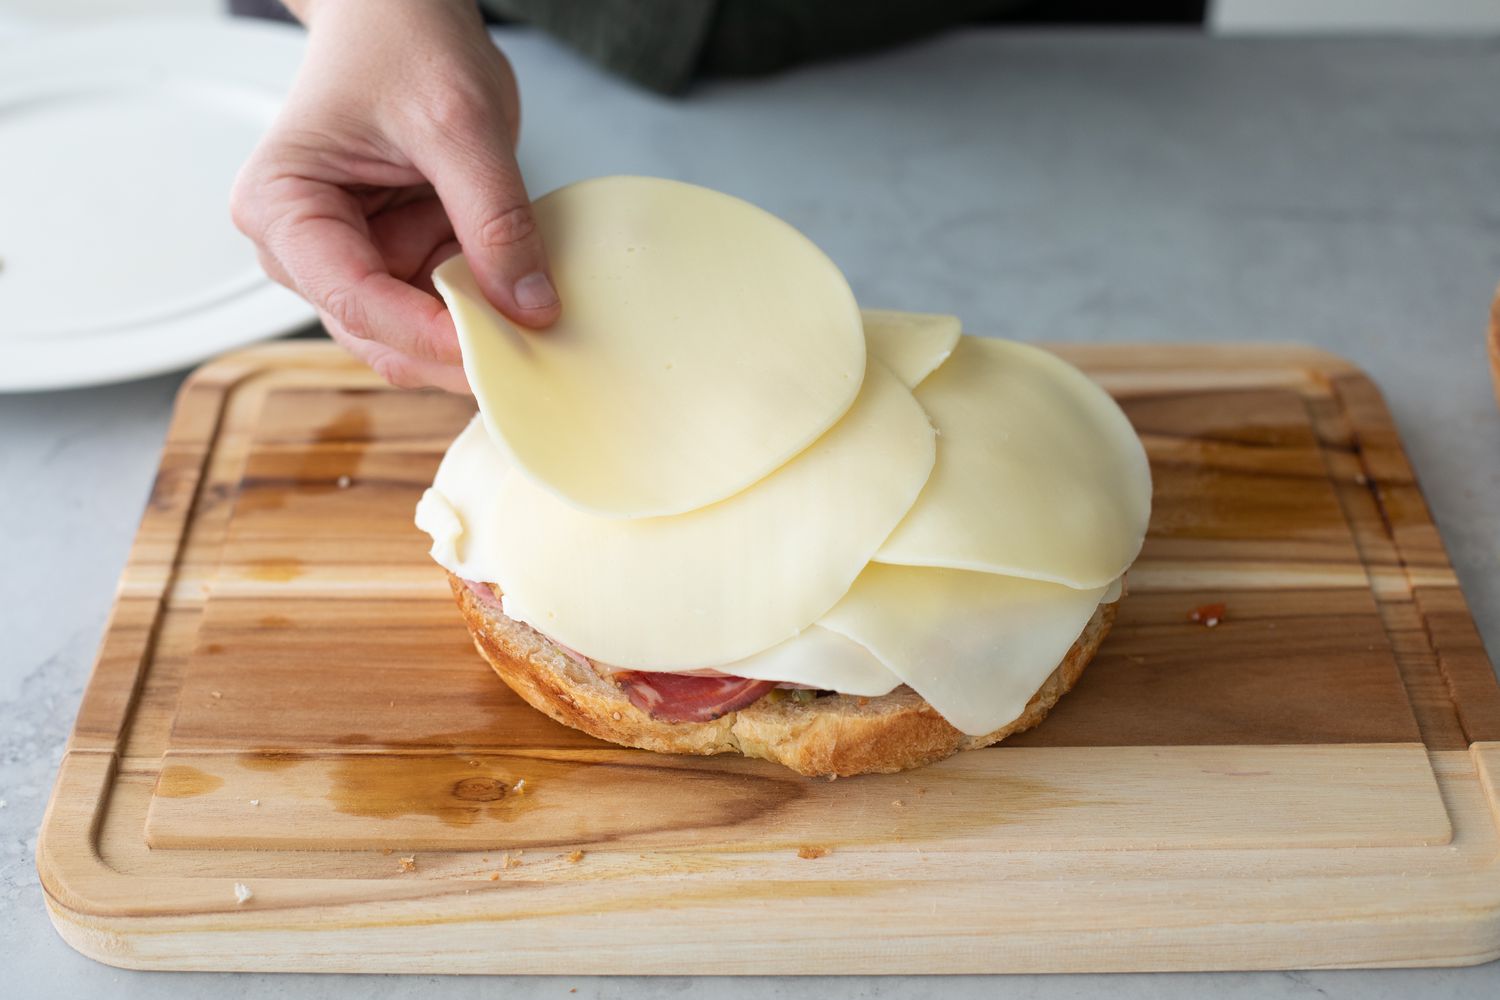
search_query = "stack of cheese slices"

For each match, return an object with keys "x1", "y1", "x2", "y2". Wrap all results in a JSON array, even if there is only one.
[{"x1": 416, "y1": 176, "x2": 1151, "y2": 777}]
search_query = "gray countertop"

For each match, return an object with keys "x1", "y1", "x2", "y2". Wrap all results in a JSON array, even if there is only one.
[{"x1": 4, "y1": 23, "x2": 1500, "y2": 999}]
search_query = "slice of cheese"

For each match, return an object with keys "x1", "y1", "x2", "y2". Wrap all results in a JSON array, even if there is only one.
[
  {"x1": 419, "y1": 447, "x2": 900, "y2": 694},
  {"x1": 415, "y1": 416, "x2": 506, "y2": 583},
  {"x1": 640, "y1": 626, "x2": 902, "y2": 697},
  {"x1": 422, "y1": 361, "x2": 935, "y2": 669},
  {"x1": 875, "y1": 336, "x2": 1151, "y2": 589},
  {"x1": 860, "y1": 309, "x2": 961, "y2": 387},
  {"x1": 818, "y1": 563, "x2": 1111, "y2": 736},
  {"x1": 724, "y1": 627, "x2": 901, "y2": 696},
  {"x1": 434, "y1": 176, "x2": 865, "y2": 520}
]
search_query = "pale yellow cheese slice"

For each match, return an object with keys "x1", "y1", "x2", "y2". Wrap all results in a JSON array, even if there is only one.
[
  {"x1": 433, "y1": 176, "x2": 865, "y2": 520},
  {"x1": 860, "y1": 309, "x2": 960, "y2": 387},
  {"x1": 420, "y1": 438, "x2": 901, "y2": 693},
  {"x1": 719, "y1": 627, "x2": 900, "y2": 696},
  {"x1": 619, "y1": 626, "x2": 902, "y2": 697},
  {"x1": 414, "y1": 416, "x2": 505, "y2": 583},
  {"x1": 818, "y1": 563, "x2": 1111, "y2": 736},
  {"x1": 422, "y1": 361, "x2": 935, "y2": 669},
  {"x1": 875, "y1": 336, "x2": 1151, "y2": 589}
]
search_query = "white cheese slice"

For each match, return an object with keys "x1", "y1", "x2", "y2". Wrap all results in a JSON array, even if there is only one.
[
  {"x1": 415, "y1": 416, "x2": 507, "y2": 582},
  {"x1": 875, "y1": 336, "x2": 1151, "y2": 589},
  {"x1": 414, "y1": 486, "x2": 465, "y2": 571},
  {"x1": 633, "y1": 626, "x2": 902, "y2": 697},
  {"x1": 423, "y1": 361, "x2": 935, "y2": 669},
  {"x1": 860, "y1": 309, "x2": 960, "y2": 387},
  {"x1": 724, "y1": 627, "x2": 901, "y2": 696},
  {"x1": 434, "y1": 176, "x2": 865, "y2": 520},
  {"x1": 819, "y1": 563, "x2": 1111, "y2": 736}
]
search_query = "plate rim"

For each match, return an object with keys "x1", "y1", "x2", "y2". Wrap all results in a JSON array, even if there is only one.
[{"x1": 0, "y1": 16, "x2": 319, "y2": 393}]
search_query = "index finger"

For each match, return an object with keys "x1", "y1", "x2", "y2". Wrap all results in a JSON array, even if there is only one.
[{"x1": 255, "y1": 175, "x2": 462, "y2": 365}]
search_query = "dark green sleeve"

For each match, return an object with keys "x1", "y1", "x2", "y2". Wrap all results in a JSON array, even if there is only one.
[
  {"x1": 699, "y1": 0, "x2": 1022, "y2": 79},
  {"x1": 479, "y1": 0, "x2": 720, "y2": 95},
  {"x1": 481, "y1": 0, "x2": 1026, "y2": 94}
]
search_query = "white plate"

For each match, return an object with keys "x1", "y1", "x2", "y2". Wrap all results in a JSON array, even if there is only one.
[{"x1": 0, "y1": 17, "x2": 317, "y2": 392}]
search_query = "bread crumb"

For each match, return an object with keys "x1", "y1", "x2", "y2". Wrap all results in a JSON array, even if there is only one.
[
  {"x1": 489, "y1": 872, "x2": 500, "y2": 881},
  {"x1": 210, "y1": 690, "x2": 222, "y2": 699},
  {"x1": 233, "y1": 882, "x2": 253, "y2": 904},
  {"x1": 892, "y1": 799, "x2": 904, "y2": 808},
  {"x1": 797, "y1": 846, "x2": 829, "y2": 860},
  {"x1": 398, "y1": 855, "x2": 416, "y2": 872},
  {"x1": 566, "y1": 850, "x2": 585, "y2": 863},
  {"x1": 336, "y1": 474, "x2": 352, "y2": 489},
  {"x1": 502, "y1": 853, "x2": 522, "y2": 869},
  {"x1": 1189, "y1": 602, "x2": 1227, "y2": 628},
  {"x1": 513, "y1": 779, "x2": 527, "y2": 795},
  {"x1": 249, "y1": 799, "x2": 259, "y2": 806}
]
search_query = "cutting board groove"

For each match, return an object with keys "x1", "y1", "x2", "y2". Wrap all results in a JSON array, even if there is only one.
[{"x1": 36, "y1": 342, "x2": 1500, "y2": 973}]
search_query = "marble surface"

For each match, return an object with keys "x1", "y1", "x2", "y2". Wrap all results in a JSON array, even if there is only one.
[{"x1": 4, "y1": 21, "x2": 1500, "y2": 999}]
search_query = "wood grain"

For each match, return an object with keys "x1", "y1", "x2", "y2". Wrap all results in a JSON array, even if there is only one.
[
  {"x1": 36, "y1": 341, "x2": 1500, "y2": 973},
  {"x1": 141, "y1": 745, "x2": 1450, "y2": 853}
]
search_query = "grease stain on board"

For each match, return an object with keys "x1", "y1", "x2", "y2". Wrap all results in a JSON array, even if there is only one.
[
  {"x1": 155, "y1": 765, "x2": 225, "y2": 799},
  {"x1": 326, "y1": 754, "x2": 542, "y2": 827},
  {"x1": 239, "y1": 752, "x2": 306, "y2": 772}
]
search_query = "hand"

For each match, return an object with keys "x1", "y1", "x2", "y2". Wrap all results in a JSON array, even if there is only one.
[{"x1": 231, "y1": 0, "x2": 559, "y2": 392}]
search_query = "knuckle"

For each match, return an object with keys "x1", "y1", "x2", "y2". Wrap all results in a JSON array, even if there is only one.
[
  {"x1": 426, "y1": 85, "x2": 489, "y2": 137},
  {"x1": 321, "y1": 283, "x2": 369, "y2": 339},
  {"x1": 370, "y1": 352, "x2": 423, "y2": 390},
  {"x1": 476, "y1": 204, "x2": 538, "y2": 251}
]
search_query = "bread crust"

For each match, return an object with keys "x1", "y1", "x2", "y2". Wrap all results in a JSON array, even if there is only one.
[{"x1": 447, "y1": 573, "x2": 1115, "y2": 777}]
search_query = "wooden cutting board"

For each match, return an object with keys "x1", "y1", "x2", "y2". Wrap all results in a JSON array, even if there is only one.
[{"x1": 37, "y1": 341, "x2": 1500, "y2": 974}]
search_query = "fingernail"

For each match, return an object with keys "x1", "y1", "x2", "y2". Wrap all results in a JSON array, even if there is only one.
[{"x1": 514, "y1": 271, "x2": 558, "y2": 311}]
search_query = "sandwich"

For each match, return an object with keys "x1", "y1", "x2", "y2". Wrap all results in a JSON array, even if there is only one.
[{"x1": 416, "y1": 176, "x2": 1151, "y2": 777}]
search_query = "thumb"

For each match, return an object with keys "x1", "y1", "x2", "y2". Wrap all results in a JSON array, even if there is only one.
[{"x1": 415, "y1": 114, "x2": 560, "y2": 330}]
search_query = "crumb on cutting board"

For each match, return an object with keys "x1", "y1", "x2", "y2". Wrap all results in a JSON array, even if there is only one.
[
  {"x1": 398, "y1": 855, "x2": 416, "y2": 873},
  {"x1": 566, "y1": 850, "x2": 585, "y2": 863},
  {"x1": 797, "y1": 846, "x2": 829, "y2": 860},
  {"x1": 1190, "y1": 602, "x2": 1227, "y2": 627},
  {"x1": 233, "y1": 882, "x2": 253, "y2": 904}
]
